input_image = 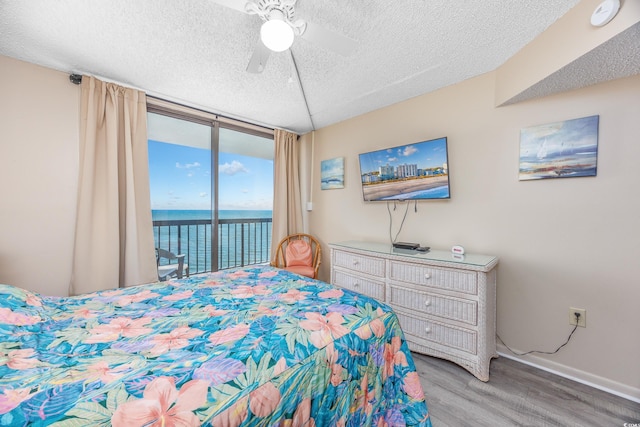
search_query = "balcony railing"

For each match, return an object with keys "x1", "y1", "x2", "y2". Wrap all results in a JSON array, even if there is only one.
[{"x1": 153, "y1": 217, "x2": 273, "y2": 274}]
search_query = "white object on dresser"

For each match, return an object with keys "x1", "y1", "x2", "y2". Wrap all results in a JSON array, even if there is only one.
[{"x1": 329, "y1": 240, "x2": 498, "y2": 382}]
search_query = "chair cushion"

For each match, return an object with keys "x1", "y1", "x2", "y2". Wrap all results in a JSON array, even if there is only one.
[
  {"x1": 285, "y1": 240, "x2": 312, "y2": 267},
  {"x1": 285, "y1": 265, "x2": 315, "y2": 279}
]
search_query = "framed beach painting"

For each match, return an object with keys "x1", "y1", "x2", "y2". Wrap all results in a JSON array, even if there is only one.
[
  {"x1": 519, "y1": 115, "x2": 599, "y2": 181},
  {"x1": 321, "y1": 157, "x2": 345, "y2": 190}
]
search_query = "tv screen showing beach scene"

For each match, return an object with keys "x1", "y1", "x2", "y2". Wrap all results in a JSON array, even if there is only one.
[{"x1": 358, "y1": 137, "x2": 450, "y2": 201}]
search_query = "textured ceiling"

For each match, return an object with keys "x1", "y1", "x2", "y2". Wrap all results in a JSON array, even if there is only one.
[{"x1": 0, "y1": 0, "x2": 583, "y2": 134}]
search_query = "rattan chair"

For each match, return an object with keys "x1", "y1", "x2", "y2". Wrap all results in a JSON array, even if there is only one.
[{"x1": 271, "y1": 233, "x2": 322, "y2": 279}]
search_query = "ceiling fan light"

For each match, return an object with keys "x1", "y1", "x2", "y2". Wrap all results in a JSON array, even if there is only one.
[{"x1": 260, "y1": 19, "x2": 294, "y2": 52}]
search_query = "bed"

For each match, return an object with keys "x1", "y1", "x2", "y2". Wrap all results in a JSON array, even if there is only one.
[{"x1": 0, "y1": 265, "x2": 431, "y2": 426}]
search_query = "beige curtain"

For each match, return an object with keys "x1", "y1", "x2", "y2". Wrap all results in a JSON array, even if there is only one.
[
  {"x1": 69, "y1": 76, "x2": 157, "y2": 295},
  {"x1": 271, "y1": 129, "x2": 303, "y2": 261}
]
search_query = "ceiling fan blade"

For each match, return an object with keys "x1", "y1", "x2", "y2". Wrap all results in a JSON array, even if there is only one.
[
  {"x1": 246, "y1": 41, "x2": 272, "y2": 73},
  {"x1": 301, "y1": 21, "x2": 356, "y2": 56},
  {"x1": 210, "y1": 0, "x2": 250, "y2": 13}
]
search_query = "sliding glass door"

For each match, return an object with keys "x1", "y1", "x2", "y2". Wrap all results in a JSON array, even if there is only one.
[
  {"x1": 218, "y1": 127, "x2": 274, "y2": 269},
  {"x1": 147, "y1": 109, "x2": 273, "y2": 274}
]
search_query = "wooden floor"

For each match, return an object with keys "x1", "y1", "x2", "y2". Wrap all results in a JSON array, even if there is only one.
[{"x1": 413, "y1": 353, "x2": 640, "y2": 426}]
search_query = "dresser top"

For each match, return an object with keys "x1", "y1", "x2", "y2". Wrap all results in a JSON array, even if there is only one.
[{"x1": 330, "y1": 240, "x2": 498, "y2": 271}]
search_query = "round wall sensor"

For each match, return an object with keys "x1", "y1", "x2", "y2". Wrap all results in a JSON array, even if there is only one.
[{"x1": 591, "y1": 0, "x2": 620, "y2": 27}]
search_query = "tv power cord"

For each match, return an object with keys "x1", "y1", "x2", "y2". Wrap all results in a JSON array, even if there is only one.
[
  {"x1": 387, "y1": 201, "x2": 410, "y2": 244},
  {"x1": 497, "y1": 312, "x2": 581, "y2": 356}
]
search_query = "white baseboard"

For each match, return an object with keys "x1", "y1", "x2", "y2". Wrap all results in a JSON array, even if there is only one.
[{"x1": 496, "y1": 344, "x2": 640, "y2": 404}]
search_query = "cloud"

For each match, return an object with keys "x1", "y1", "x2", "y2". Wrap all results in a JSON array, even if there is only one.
[
  {"x1": 176, "y1": 162, "x2": 201, "y2": 169},
  {"x1": 242, "y1": 189, "x2": 249, "y2": 193},
  {"x1": 199, "y1": 192, "x2": 208, "y2": 198},
  {"x1": 387, "y1": 157, "x2": 397, "y2": 162},
  {"x1": 402, "y1": 145, "x2": 418, "y2": 156},
  {"x1": 219, "y1": 160, "x2": 248, "y2": 175}
]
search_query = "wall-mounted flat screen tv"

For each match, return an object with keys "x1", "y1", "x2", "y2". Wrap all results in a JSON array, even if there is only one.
[{"x1": 358, "y1": 137, "x2": 450, "y2": 201}]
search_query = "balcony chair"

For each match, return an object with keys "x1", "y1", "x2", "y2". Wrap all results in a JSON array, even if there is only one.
[
  {"x1": 156, "y1": 248, "x2": 188, "y2": 281},
  {"x1": 271, "y1": 233, "x2": 321, "y2": 279}
]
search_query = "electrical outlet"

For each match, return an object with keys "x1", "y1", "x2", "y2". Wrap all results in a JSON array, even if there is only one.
[{"x1": 569, "y1": 307, "x2": 586, "y2": 327}]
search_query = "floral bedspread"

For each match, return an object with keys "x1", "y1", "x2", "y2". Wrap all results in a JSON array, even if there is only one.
[{"x1": 0, "y1": 266, "x2": 431, "y2": 426}]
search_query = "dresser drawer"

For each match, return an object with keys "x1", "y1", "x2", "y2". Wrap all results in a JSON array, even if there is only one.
[
  {"x1": 333, "y1": 250, "x2": 385, "y2": 278},
  {"x1": 395, "y1": 312, "x2": 477, "y2": 355},
  {"x1": 389, "y1": 285, "x2": 477, "y2": 325},
  {"x1": 389, "y1": 261, "x2": 477, "y2": 294},
  {"x1": 333, "y1": 270, "x2": 385, "y2": 301}
]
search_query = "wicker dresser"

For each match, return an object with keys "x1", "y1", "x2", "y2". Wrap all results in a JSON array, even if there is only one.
[{"x1": 329, "y1": 241, "x2": 498, "y2": 381}]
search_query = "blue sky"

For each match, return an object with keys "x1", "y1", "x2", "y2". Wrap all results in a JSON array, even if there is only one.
[
  {"x1": 359, "y1": 137, "x2": 448, "y2": 174},
  {"x1": 148, "y1": 140, "x2": 274, "y2": 210}
]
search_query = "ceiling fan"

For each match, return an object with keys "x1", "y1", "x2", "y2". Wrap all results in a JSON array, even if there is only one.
[{"x1": 211, "y1": 0, "x2": 357, "y2": 73}]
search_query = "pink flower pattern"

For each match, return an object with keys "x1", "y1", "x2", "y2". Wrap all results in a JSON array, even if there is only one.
[
  {"x1": 258, "y1": 270, "x2": 279, "y2": 278},
  {"x1": 230, "y1": 285, "x2": 271, "y2": 299},
  {"x1": 208, "y1": 324, "x2": 250, "y2": 346},
  {"x1": 112, "y1": 377, "x2": 208, "y2": 427},
  {"x1": 383, "y1": 336, "x2": 408, "y2": 380},
  {"x1": 280, "y1": 289, "x2": 309, "y2": 303},
  {"x1": 0, "y1": 266, "x2": 429, "y2": 426},
  {"x1": 318, "y1": 288, "x2": 343, "y2": 299},
  {"x1": 403, "y1": 371, "x2": 426, "y2": 401},
  {"x1": 115, "y1": 289, "x2": 160, "y2": 306},
  {"x1": 85, "y1": 317, "x2": 153, "y2": 343},
  {"x1": 80, "y1": 361, "x2": 132, "y2": 384},
  {"x1": 73, "y1": 307, "x2": 99, "y2": 319},
  {"x1": 211, "y1": 396, "x2": 248, "y2": 427},
  {"x1": 354, "y1": 374, "x2": 374, "y2": 415},
  {"x1": 0, "y1": 308, "x2": 41, "y2": 326},
  {"x1": 163, "y1": 290, "x2": 194, "y2": 301},
  {"x1": 1, "y1": 349, "x2": 39, "y2": 370},
  {"x1": 25, "y1": 294, "x2": 43, "y2": 307},
  {"x1": 0, "y1": 388, "x2": 32, "y2": 415},
  {"x1": 299, "y1": 312, "x2": 349, "y2": 348},
  {"x1": 249, "y1": 382, "x2": 281, "y2": 417},
  {"x1": 203, "y1": 305, "x2": 229, "y2": 317},
  {"x1": 150, "y1": 326, "x2": 204, "y2": 355}
]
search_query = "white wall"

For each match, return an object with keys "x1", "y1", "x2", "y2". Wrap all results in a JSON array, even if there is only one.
[
  {"x1": 0, "y1": 55, "x2": 79, "y2": 296},
  {"x1": 302, "y1": 72, "x2": 640, "y2": 401}
]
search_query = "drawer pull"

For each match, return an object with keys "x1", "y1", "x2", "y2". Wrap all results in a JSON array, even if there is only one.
[
  {"x1": 424, "y1": 299, "x2": 431, "y2": 307},
  {"x1": 425, "y1": 327, "x2": 432, "y2": 334},
  {"x1": 424, "y1": 273, "x2": 431, "y2": 279}
]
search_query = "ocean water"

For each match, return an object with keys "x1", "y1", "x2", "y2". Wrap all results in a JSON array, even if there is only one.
[
  {"x1": 379, "y1": 185, "x2": 450, "y2": 200},
  {"x1": 152, "y1": 210, "x2": 273, "y2": 273},
  {"x1": 152, "y1": 209, "x2": 273, "y2": 221}
]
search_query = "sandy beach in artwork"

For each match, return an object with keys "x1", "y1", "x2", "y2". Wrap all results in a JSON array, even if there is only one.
[{"x1": 362, "y1": 175, "x2": 449, "y2": 201}]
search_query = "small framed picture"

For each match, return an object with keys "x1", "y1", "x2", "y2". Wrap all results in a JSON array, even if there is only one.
[
  {"x1": 519, "y1": 115, "x2": 599, "y2": 180},
  {"x1": 321, "y1": 157, "x2": 345, "y2": 190}
]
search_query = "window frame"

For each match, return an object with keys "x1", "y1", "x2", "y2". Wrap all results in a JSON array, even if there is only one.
[{"x1": 147, "y1": 98, "x2": 274, "y2": 272}]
